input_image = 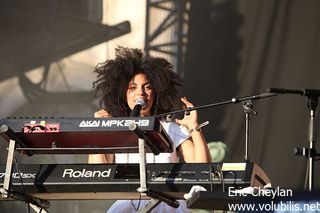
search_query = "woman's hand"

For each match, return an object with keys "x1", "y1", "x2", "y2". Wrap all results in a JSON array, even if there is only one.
[
  {"x1": 175, "y1": 97, "x2": 198, "y2": 130},
  {"x1": 175, "y1": 97, "x2": 212, "y2": 163},
  {"x1": 94, "y1": 109, "x2": 111, "y2": 118}
]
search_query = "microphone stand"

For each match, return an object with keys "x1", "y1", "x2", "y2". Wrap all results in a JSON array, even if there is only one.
[
  {"x1": 155, "y1": 92, "x2": 277, "y2": 163},
  {"x1": 242, "y1": 100, "x2": 258, "y2": 162},
  {"x1": 155, "y1": 93, "x2": 277, "y2": 119},
  {"x1": 268, "y1": 88, "x2": 320, "y2": 192}
]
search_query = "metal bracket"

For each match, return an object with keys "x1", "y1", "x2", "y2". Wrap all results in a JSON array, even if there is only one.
[{"x1": 1, "y1": 139, "x2": 16, "y2": 198}]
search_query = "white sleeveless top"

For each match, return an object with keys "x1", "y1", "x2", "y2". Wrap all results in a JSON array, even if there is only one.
[{"x1": 114, "y1": 120, "x2": 191, "y2": 163}]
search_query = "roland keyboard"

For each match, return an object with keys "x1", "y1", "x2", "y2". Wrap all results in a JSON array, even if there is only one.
[
  {"x1": 0, "y1": 162, "x2": 271, "y2": 200},
  {"x1": 0, "y1": 117, "x2": 173, "y2": 154}
]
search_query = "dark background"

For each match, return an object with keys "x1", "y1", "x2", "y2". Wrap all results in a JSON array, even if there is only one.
[
  {"x1": 184, "y1": 0, "x2": 320, "y2": 191},
  {"x1": 1, "y1": 0, "x2": 320, "y2": 212}
]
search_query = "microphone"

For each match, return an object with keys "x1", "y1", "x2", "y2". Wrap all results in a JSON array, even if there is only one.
[
  {"x1": 267, "y1": 88, "x2": 303, "y2": 95},
  {"x1": 267, "y1": 88, "x2": 288, "y2": 94},
  {"x1": 129, "y1": 98, "x2": 146, "y2": 117}
]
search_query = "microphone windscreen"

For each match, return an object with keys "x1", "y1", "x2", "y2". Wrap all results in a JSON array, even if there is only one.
[{"x1": 135, "y1": 98, "x2": 146, "y2": 108}]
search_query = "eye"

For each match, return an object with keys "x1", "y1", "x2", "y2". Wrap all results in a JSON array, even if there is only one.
[
  {"x1": 128, "y1": 85, "x2": 136, "y2": 91},
  {"x1": 144, "y1": 83, "x2": 153, "y2": 90}
]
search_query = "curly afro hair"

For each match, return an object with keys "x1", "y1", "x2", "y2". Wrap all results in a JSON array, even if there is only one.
[{"x1": 93, "y1": 46, "x2": 183, "y2": 117}]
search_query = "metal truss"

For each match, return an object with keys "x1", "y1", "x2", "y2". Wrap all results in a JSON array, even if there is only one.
[{"x1": 144, "y1": 0, "x2": 191, "y2": 78}]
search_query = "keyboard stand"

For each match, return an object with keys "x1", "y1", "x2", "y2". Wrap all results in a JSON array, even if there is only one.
[
  {"x1": 0, "y1": 126, "x2": 50, "y2": 212},
  {"x1": 0, "y1": 124, "x2": 23, "y2": 199},
  {"x1": 1, "y1": 138, "x2": 15, "y2": 199},
  {"x1": 129, "y1": 123, "x2": 178, "y2": 213},
  {"x1": 136, "y1": 137, "x2": 161, "y2": 213}
]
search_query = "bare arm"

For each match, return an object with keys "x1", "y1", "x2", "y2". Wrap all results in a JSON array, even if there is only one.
[
  {"x1": 175, "y1": 97, "x2": 212, "y2": 163},
  {"x1": 88, "y1": 154, "x2": 114, "y2": 163},
  {"x1": 88, "y1": 110, "x2": 115, "y2": 164}
]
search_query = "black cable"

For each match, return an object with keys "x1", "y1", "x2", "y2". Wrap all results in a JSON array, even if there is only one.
[
  {"x1": 25, "y1": 124, "x2": 47, "y2": 133},
  {"x1": 13, "y1": 157, "x2": 27, "y2": 194},
  {"x1": 145, "y1": 169, "x2": 180, "y2": 209},
  {"x1": 219, "y1": 168, "x2": 226, "y2": 213},
  {"x1": 222, "y1": 169, "x2": 241, "y2": 213},
  {"x1": 209, "y1": 165, "x2": 213, "y2": 192},
  {"x1": 13, "y1": 157, "x2": 30, "y2": 213},
  {"x1": 136, "y1": 194, "x2": 142, "y2": 211},
  {"x1": 130, "y1": 196, "x2": 141, "y2": 212},
  {"x1": 11, "y1": 157, "x2": 50, "y2": 212},
  {"x1": 26, "y1": 202, "x2": 30, "y2": 213},
  {"x1": 129, "y1": 169, "x2": 166, "y2": 212},
  {"x1": 131, "y1": 169, "x2": 165, "y2": 211},
  {"x1": 209, "y1": 165, "x2": 214, "y2": 213},
  {"x1": 216, "y1": 165, "x2": 225, "y2": 193},
  {"x1": 214, "y1": 164, "x2": 227, "y2": 213},
  {"x1": 221, "y1": 169, "x2": 225, "y2": 193}
]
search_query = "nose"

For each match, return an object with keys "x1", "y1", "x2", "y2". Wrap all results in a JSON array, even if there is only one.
[{"x1": 137, "y1": 86, "x2": 145, "y2": 96}]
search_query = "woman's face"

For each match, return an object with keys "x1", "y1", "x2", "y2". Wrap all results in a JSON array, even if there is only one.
[{"x1": 126, "y1": 73, "x2": 154, "y2": 116}]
